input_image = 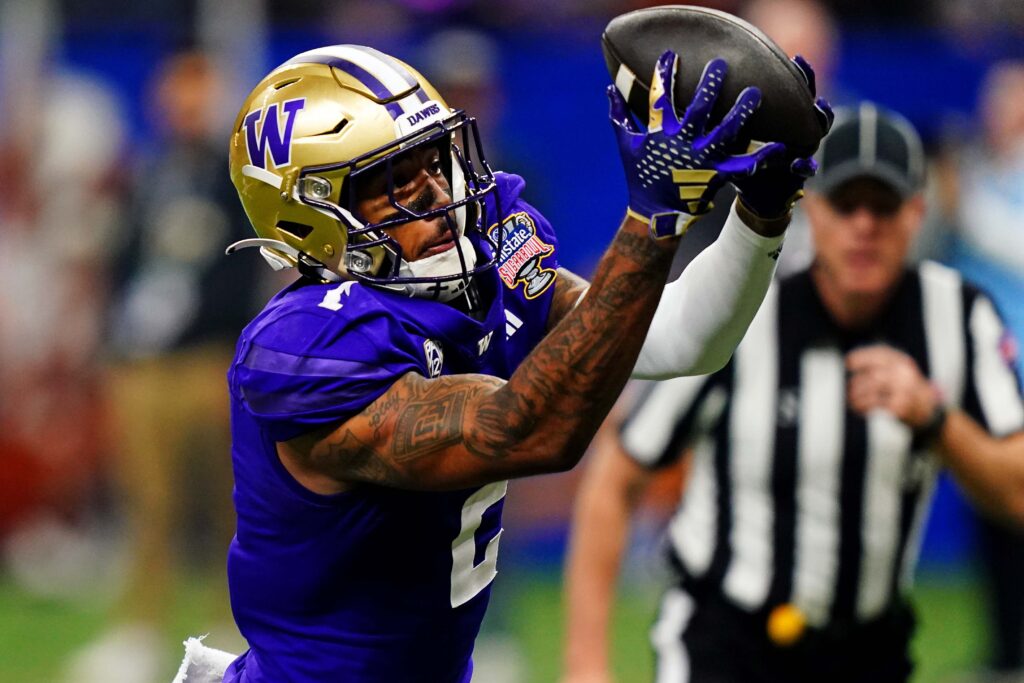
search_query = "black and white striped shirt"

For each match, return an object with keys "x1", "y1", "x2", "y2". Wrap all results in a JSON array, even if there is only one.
[{"x1": 621, "y1": 262, "x2": 1024, "y2": 628}]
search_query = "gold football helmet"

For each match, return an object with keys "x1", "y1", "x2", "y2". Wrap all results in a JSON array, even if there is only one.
[{"x1": 227, "y1": 45, "x2": 499, "y2": 301}]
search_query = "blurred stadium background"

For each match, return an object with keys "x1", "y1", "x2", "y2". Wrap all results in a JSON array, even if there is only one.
[{"x1": 1, "y1": 0, "x2": 1023, "y2": 681}]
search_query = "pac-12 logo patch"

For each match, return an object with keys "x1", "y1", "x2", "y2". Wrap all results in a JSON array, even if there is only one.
[
  {"x1": 488, "y1": 212, "x2": 556, "y2": 299},
  {"x1": 423, "y1": 339, "x2": 444, "y2": 377},
  {"x1": 243, "y1": 98, "x2": 305, "y2": 169}
]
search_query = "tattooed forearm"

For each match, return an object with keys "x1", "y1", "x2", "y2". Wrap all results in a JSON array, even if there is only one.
[
  {"x1": 609, "y1": 229, "x2": 661, "y2": 264},
  {"x1": 590, "y1": 269, "x2": 664, "y2": 312},
  {"x1": 287, "y1": 216, "x2": 680, "y2": 491},
  {"x1": 464, "y1": 219, "x2": 676, "y2": 469},
  {"x1": 547, "y1": 268, "x2": 589, "y2": 331}
]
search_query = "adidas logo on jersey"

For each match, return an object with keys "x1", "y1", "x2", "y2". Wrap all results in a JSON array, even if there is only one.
[{"x1": 505, "y1": 310, "x2": 523, "y2": 339}]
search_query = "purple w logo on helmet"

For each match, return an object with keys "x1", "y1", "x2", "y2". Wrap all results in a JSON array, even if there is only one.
[{"x1": 243, "y1": 98, "x2": 305, "y2": 169}]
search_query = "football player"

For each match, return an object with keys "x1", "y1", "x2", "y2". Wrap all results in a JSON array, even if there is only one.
[{"x1": 218, "y1": 45, "x2": 830, "y2": 682}]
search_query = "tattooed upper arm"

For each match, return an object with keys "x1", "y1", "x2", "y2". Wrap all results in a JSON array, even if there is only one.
[
  {"x1": 278, "y1": 216, "x2": 676, "y2": 494},
  {"x1": 547, "y1": 268, "x2": 590, "y2": 331},
  {"x1": 278, "y1": 371, "x2": 509, "y2": 493}
]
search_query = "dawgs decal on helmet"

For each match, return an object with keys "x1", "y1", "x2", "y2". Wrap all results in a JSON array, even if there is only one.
[
  {"x1": 243, "y1": 98, "x2": 305, "y2": 169},
  {"x1": 488, "y1": 212, "x2": 556, "y2": 299},
  {"x1": 396, "y1": 100, "x2": 447, "y2": 137}
]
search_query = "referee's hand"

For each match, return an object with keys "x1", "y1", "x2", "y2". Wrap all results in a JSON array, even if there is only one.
[{"x1": 846, "y1": 344, "x2": 940, "y2": 429}]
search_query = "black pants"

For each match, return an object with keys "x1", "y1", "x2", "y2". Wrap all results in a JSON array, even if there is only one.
[
  {"x1": 654, "y1": 588, "x2": 916, "y2": 683},
  {"x1": 979, "y1": 515, "x2": 1024, "y2": 670}
]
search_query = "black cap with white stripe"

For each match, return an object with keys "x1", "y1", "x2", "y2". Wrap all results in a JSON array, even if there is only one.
[{"x1": 811, "y1": 102, "x2": 926, "y2": 199}]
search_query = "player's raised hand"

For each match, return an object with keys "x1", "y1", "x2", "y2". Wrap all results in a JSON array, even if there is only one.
[
  {"x1": 609, "y1": 50, "x2": 785, "y2": 238},
  {"x1": 731, "y1": 55, "x2": 834, "y2": 221},
  {"x1": 792, "y1": 54, "x2": 835, "y2": 134}
]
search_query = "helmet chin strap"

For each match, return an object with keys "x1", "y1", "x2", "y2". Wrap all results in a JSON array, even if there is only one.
[
  {"x1": 397, "y1": 234, "x2": 477, "y2": 302},
  {"x1": 226, "y1": 238, "x2": 344, "y2": 282}
]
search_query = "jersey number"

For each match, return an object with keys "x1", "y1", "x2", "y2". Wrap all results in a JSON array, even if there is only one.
[{"x1": 450, "y1": 480, "x2": 507, "y2": 608}]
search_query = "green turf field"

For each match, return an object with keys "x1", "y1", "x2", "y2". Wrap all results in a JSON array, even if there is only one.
[
  {"x1": 0, "y1": 569, "x2": 988, "y2": 682},
  {"x1": 501, "y1": 570, "x2": 989, "y2": 682}
]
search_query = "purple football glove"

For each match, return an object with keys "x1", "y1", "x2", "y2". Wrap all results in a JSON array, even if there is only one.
[
  {"x1": 610, "y1": 50, "x2": 786, "y2": 238},
  {"x1": 731, "y1": 55, "x2": 835, "y2": 220}
]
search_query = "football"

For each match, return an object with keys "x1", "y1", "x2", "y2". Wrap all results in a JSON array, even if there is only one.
[{"x1": 601, "y1": 5, "x2": 828, "y2": 156}]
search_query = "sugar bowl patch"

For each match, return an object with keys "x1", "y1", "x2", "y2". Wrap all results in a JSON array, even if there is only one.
[{"x1": 488, "y1": 212, "x2": 556, "y2": 299}]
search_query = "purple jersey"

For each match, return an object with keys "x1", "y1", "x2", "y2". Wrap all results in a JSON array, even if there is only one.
[{"x1": 224, "y1": 173, "x2": 560, "y2": 682}]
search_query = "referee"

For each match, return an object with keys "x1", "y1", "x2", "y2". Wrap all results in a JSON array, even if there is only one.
[{"x1": 561, "y1": 104, "x2": 1024, "y2": 683}]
